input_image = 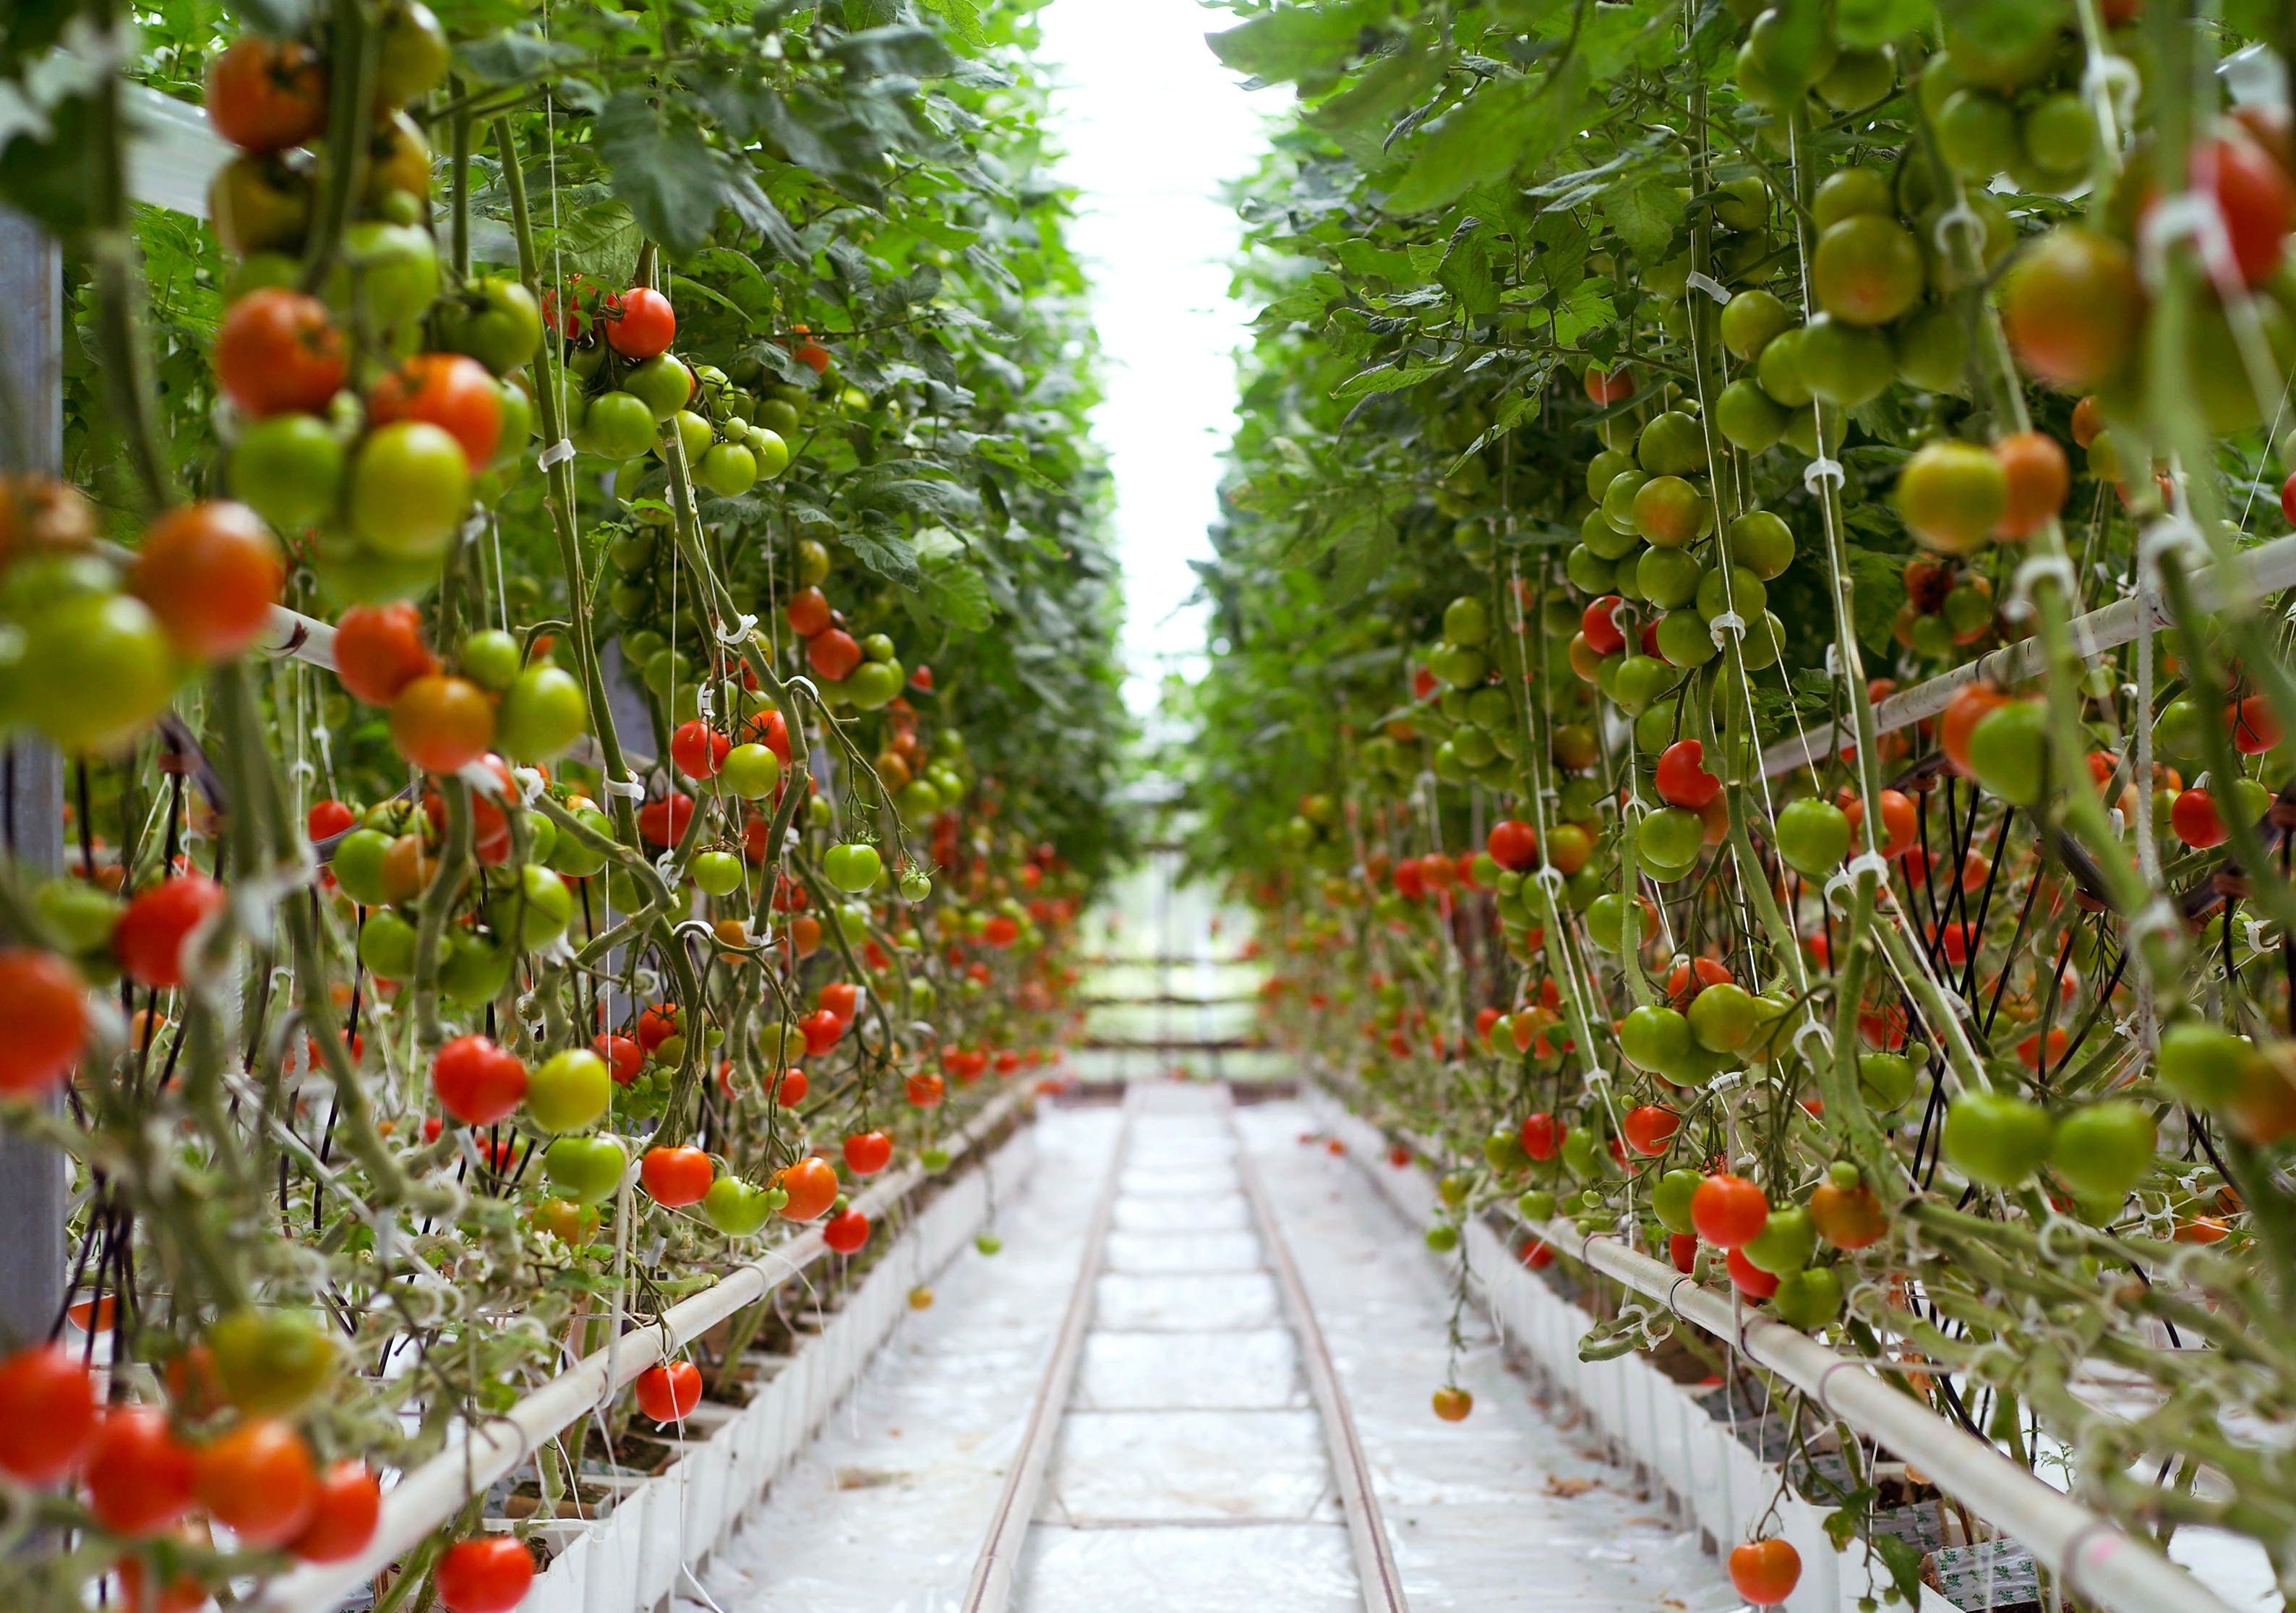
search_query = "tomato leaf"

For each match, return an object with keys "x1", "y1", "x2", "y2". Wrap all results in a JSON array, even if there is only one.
[
  {"x1": 1207, "y1": 2, "x2": 1389, "y2": 93},
  {"x1": 823, "y1": 25, "x2": 957, "y2": 81},
  {"x1": 1600, "y1": 172, "x2": 1679, "y2": 261},
  {"x1": 596, "y1": 93, "x2": 730, "y2": 261}
]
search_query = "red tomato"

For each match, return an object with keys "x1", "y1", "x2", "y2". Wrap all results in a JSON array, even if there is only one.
[
  {"x1": 1580, "y1": 595, "x2": 1627, "y2": 656},
  {"x1": 1729, "y1": 1538, "x2": 1802, "y2": 1606},
  {"x1": 1843, "y1": 788, "x2": 1918, "y2": 859},
  {"x1": 800, "y1": 1009, "x2": 844, "y2": 1057},
  {"x1": 2173, "y1": 787, "x2": 2227, "y2": 849},
  {"x1": 0, "y1": 1343, "x2": 99, "y2": 1484},
  {"x1": 1520, "y1": 1238, "x2": 1555, "y2": 1269},
  {"x1": 1584, "y1": 363, "x2": 1634, "y2": 404},
  {"x1": 333, "y1": 603, "x2": 437, "y2": 706},
  {"x1": 368, "y1": 353, "x2": 503, "y2": 471},
  {"x1": 205, "y1": 35, "x2": 327, "y2": 153},
  {"x1": 1669, "y1": 1233, "x2": 1698, "y2": 1272},
  {"x1": 1622, "y1": 1104, "x2": 1680, "y2": 1156},
  {"x1": 307, "y1": 799, "x2": 357, "y2": 840},
  {"x1": 433, "y1": 1035, "x2": 528, "y2": 1126},
  {"x1": 748, "y1": 708, "x2": 793, "y2": 764},
  {"x1": 823, "y1": 1207, "x2": 871, "y2": 1254},
  {"x1": 983, "y1": 915, "x2": 1020, "y2": 949},
  {"x1": 774, "y1": 1155, "x2": 839, "y2": 1220},
  {"x1": 906, "y1": 1071, "x2": 944, "y2": 1107},
  {"x1": 2230, "y1": 695, "x2": 2281, "y2": 755},
  {"x1": 1486, "y1": 819, "x2": 1538, "y2": 871},
  {"x1": 808, "y1": 628, "x2": 862, "y2": 683},
  {"x1": 819, "y1": 981, "x2": 859, "y2": 1024},
  {"x1": 1666, "y1": 957, "x2": 1734, "y2": 998},
  {"x1": 603, "y1": 286, "x2": 677, "y2": 359},
  {"x1": 909, "y1": 664, "x2": 933, "y2": 690},
  {"x1": 772, "y1": 1068, "x2": 809, "y2": 1107},
  {"x1": 390, "y1": 675, "x2": 495, "y2": 774},
  {"x1": 0, "y1": 949, "x2": 87, "y2": 1097},
  {"x1": 1520, "y1": 1111, "x2": 1564, "y2": 1161},
  {"x1": 640, "y1": 1146, "x2": 714, "y2": 1207},
  {"x1": 638, "y1": 792, "x2": 695, "y2": 847},
  {"x1": 635, "y1": 1004, "x2": 680, "y2": 1050},
  {"x1": 216, "y1": 290, "x2": 346, "y2": 417},
  {"x1": 1391, "y1": 859, "x2": 1426, "y2": 899},
  {"x1": 1691, "y1": 1173, "x2": 1768, "y2": 1249},
  {"x1": 843, "y1": 1130, "x2": 893, "y2": 1176},
  {"x1": 291, "y1": 1461, "x2": 382, "y2": 1563},
  {"x1": 634, "y1": 1359, "x2": 702, "y2": 1423},
  {"x1": 132, "y1": 501, "x2": 283, "y2": 662},
  {"x1": 194, "y1": 1417, "x2": 316, "y2": 1549},
  {"x1": 594, "y1": 1033, "x2": 643, "y2": 1084},
  {"x1": 785, "y1": 587, "x2": 833, "y2": 637},
  {"x1": 116, "y1": 876, "x2": 228, "y2": 990},
  {"x1": 434, "y1": 1536, "x2": 536, "y2": 1613},
  {"x1": 85, "y1": 1407, "x2": 197, "y2": 1537},
  {"x1": 1725, "y1": 1247, "x2": 1780, "y2": 1298},
  {"x1": 1654, "y1": 740, "x2": 1721, "y2": 810},
  {"x1": 2170, "y1": 137, "x2": 2294, "y2": 286},
  {"x1": 670, "y1": 719, "x2": 730, "y2": 780}
]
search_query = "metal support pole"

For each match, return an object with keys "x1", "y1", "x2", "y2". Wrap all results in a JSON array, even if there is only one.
[{"x1": 0, "y1": 207, "x2": 67, "y2": 1348}]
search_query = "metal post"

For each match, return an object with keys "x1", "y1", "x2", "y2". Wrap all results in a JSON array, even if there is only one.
[{"x1": 0, "y1": 207, "x2": 68, "y2": 1348}]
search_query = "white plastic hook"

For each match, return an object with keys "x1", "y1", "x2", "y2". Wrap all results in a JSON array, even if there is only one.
[
  {"x1": 2003, "y1": 552, "x2": 2078, "y2": 622},
  {"x1": 714, "y1": 612, "x2": 759, "y2": 646},
  {"x1": 1801, "y1": 456, "x2": 1844, "y2": 495},
  {"x1": 1708, "y1": 610, "x2": 1747, "y2": 651},
  {"x1": 538, "y1": 437, "x2": 578, "y2": 469},
  {"x1": 1684, "y1": 270, "x2": 1731, "y2": 304},
  {"x1": 604, "y1": 774, "x2": 646, "y2": 800}
]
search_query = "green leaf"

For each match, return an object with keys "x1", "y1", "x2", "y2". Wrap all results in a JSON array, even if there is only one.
[
  {"x1": 1438, "y1": 226, "x2": 1498, "y2": 317},
  {"x1": 1384, "y1": 56, "x2": 1588, "y2": 216},
  {"x1": 1600, "y1": 172, "x2": 1679, "y2": 260},
  {"x1": 454, "y1": 30, "x2": 586, "y2": 84},
  {"x1": 823, "y1": 25, "x2": 957, "y2": 80},
  {"x1": 974, "y1": 437, "x2": 1062, "y2": 489},
  {"x1": 1835, "y1": 0, "x2": 1932, "y2": 49},
  {"x1": 915, "y1": 0, "x2": 989, "y2": 48},
  {"x1": 1332, "y1": 359, "x2": 1449, "y2": 399},
  {"x1": 841, "y1": 519, "x2": 922, "y2": 589},
  {"x1": 1207, "y1": 2, "x2": 1387, "y2": 91},
  {"x1": 1327, "y1": 513, "x2": 1396, "y2": 604},
  {"x1": 596, "y1": 93, "x2": 727, "y2": 260},
  {"x1": 1872, "y1": 1534, "x2": 1927, "y2": 1606},
  {"x1": 1308, "y1": 35, "x2": 1442, "y2": 137}
]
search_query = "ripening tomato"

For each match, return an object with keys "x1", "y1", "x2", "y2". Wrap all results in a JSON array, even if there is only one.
[
  {"x1": 333, "y1": 602, "x2": 438, "y2": 706},
  {"x1": 823, "y1": 1207, "x2": 871, "y2": 1254},
  {"x1": 433, "y1": 1035, "x2": 527, "y2": 1126},
  {"x1": 634, "y1": 1359, "x2": 702, "y2": 1424},
  {"x1": 604, "y1": 286, "x2": 677, "y2": 359},
  {"x1": 844, "y1": 1130, "x2": 893, "y2": 1176},
  {"x1": 2003, "y1": 228, "x2": 2142, "y2": 389},
  {"x1": 85, "y1": 1406, "x2": 197, "y2": 1537},
  {"x1": 1583, "y1": 363, "x2": 1633, "y2": 404},
  {"x1": 2149, "y1": 137, "x2": 2295, "y2": 287},
  {"x1": 194, "y1": 1416, "x2": 316, "y2": 1549},
  {"x1": 775, "y1": 1155, "x2": 839, "y2": 1220},
  {"x1": 390, "y1": 675, "x2": 495, "y2": 774},
  {"x1": 809, "y1": 628, "x2": 862, "y2": 682},
  {"x1": 670, "y1": 719, "x2": 729, "y2": 780},
  {"x1": 1843, "y1": 788, "x2": 1918, "y2": 859},
  {"x1": 1938, "y1": 681, "x2": 2008, "y2": 777},
  {"x1": 116, "y1": 876, "x2": 228, "y2": 990},
  {"x1": 291, "y1": 1461, "x2": 382, "y2": 1563},
  {"x1": 641, "y1": 1146, "x2": 714, "y2": 1207},
  {"x1": 367, "y1": 353, "x2": 502, "y2": 471},
  {"x1": 206, "y1": 35, "x2": 327, "y2": 153},
  {"x1": 1729, "y1": 1538, "x2": 1802, "y2": 1606},
  {"x1": 1992, "y1": 431, "x2": 2070, "y2": 540},
  {"x1": 1809, "y1": 1180, "x2": 1889, "y2": 1249},
  {"x1": 132, "y1": 500, "x2": 283, "y2": 662},
  {"x1": 0, "y1": 1343, "x2": 98, "y2": 1484},
  {"x1": 1691, "y1": 1173, "x2": 1768, "y2": 1249},
  {"x1": 434, "y1": 1536, "x2": 535, "y2": 1613},
  {"x1": 216, "y1": 290, "x2": 346, "y2": 418},
  {"x1": 0, "y1": 949, "x2": 87, "y2": 1096}
]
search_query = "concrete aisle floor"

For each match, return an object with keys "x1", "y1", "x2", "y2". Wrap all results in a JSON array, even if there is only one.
[{"x1": 1235, "y1": 1100, "x2": 1742, "y2": 1613}]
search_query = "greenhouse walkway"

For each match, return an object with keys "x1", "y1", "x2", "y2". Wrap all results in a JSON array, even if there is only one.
[{"x1": 690, "y1": 1087, "x2": 1737, "y2": 1613}]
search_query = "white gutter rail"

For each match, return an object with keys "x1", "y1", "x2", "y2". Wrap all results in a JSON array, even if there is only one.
[{"x1": 248, "y1": 1084, "x2": 1032, "y2": 1613}]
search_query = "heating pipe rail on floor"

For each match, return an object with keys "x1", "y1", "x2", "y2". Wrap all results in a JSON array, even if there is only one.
[{"x1": 251, "y1": 1084, "x2": 1034, "y2": 1613}]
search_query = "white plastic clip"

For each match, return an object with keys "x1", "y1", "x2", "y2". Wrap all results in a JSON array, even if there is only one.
[
  {"x1": 2243, "y1": 915, "x2": 2273, "y2": 954},
  {"x1": 1791, "y1": 1017, "x2": 1835, "y2": 1065},
  {"x1": 2083, "y1": 52, "x2": 2141, "y2": 129},
  {"x1": 539, "y1": 437, "x2": 578, "y2": 469},
  {"x1": 458, "y1": 760, "x2": 511, "y2": 800},
  {"x1": 696, "y1": 683, "x2": 715, "y2": 717},
  {"x1": 714, "y1": 612, "x2": 758, "y2": 646},
  {"x1": 1824, "y1": 641, "x2": 1842, "y2": 679},
  {"x1": 2138, "y1": 188, "x2": 2239, "y2": 289},
  {"x1": 511, "y1": 766, "x2": 547, "y2": 806},
  {"x1": 1530, "y1": 863, "x2": 1567, "y2": 894},
  {"x1": 603, "y1": 774, "x2": 646, "y2": 800},
  {"x1": 1846, "y1": 850, "x2": 1892, "y2": 886},
  {"x1": 786, "y1": 675, "x2": 822, "y2": 702},
  {"x1": 1708, "y1": 610, "x2": 1747, "y2": 651},
  {"x1": 2004, "y1": 552, "x2": 2078, "y2": 622},
  {"x1": 1707, "y1": 1068, "x2": 1744, "y2": 1095},
  {"x1": 1932, "y1": 200, "x2": 1984, "y2": 256},
  {"x1": 1802, "y1": 455, "x2": 1844, "y2": 495},
  {"x1": 1581, "y1": 1066, "x2": 1611, "y2": 1090},
  {"x1": 1684, "y1": 270, "x2": 1731, "y2": 304}
]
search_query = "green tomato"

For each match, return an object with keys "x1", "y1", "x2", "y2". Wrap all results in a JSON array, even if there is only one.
[
  {"x1": 847, "y1": 659, "x2": 904, "y2": 710},
  {"x1": 547, "y1": 805, "x2": 615, "y2": 878},
  {"x1": 230, "y1": 411, "x2": 344, "y2": 531},
  {"x1": 529, "y1": 1049, "x2": 612, "y2": 1133},
  {"x1": 1517, "y1": 1188, "x2": 1557, "y2": 1222},
  {"x1": 37, "y1": 879, "x2": 121, "y2": 955},
  {"x1": 481, "y1": 863, "x2": 574, "y2": 949},
  {"x1": 825, "y1": 842, "x2": 884, "y2": 892},
  {"x1": 1773, "y1": 797, "x2": 1851, "y2": 877},
  {"x1": 1442, "y1": 595, "x2": 1490, "y2": 646},
  {"x1": 1610, "y1": 655, "x2": 1674, "y2": 717},
  {"x1": 210, "y1": 1307, "x2": 335, "y2": 1416},
  {"x1": 1620, "y1": 1003, "x2": 1692, "y2": 1075},
  {"x1": 1425, "y1": 1224, "x2": 1460, "y2": 1252},
  {"x1": 327, "y1": 829, "x2": 393, "y2": 905},
  {"x1": 1636, "y1": 805, "x2": 1705, "y2": 869},
  {"x1": 438, "y1": 276, "x2": 544, "y2": 376},
  {"x1": 1713, "y1": 379, "x2": 1787, "y2": 453},
  {"x1": 2156, "y1": 1020, "x2": 2249, "y2": 1109},
  {"x1": 12, "y1": 591, "x2": 176, "y2": 755},
  {"x1": 625, "y1": 354, "x2": 695, "y2": 422},
  {"x1": 837, "y1": 903, "x2": 868, "y2": 942},
  {"x1": 492, "y1": 377, "x2": 536, "y2": 467},
  {"x1": 1726, "y1": 510, "x2": 1795, "y2": 581},
  {"x1": 358, "y1": 910, "x2": 419, "y2": 980},
  {"x1": 1856, "y1": 1051, "x2": 1916, "y2": 1111},
  {"x1": 661, "y1": 409, "x2": 713, "y2": 463},
  {"x1": 1943, "y1": 1090, "x2": 2055, "y2": 1189},
  {"x1": 1742, "y1": 1203, "x2": 1816, "y2": 1275},
  {"x1": 899, "y1": 870, "x2": 933, "y2": 902},
  {"x1": 496, "y1": 666, "x2": 588, "y2": 761},
  {"x1": 327, "y1": 221, "x2": 440, "y2": 336},
  {"x1": 1687, "y1": 982, "x2": 1760, "y2": 1053},
  {"x1": 703, "y1": 1176, "x2": 774, "y2": 1236},
  {"x1": 440, "y1": 930, "x2": 512, "y2": 1006},
  {"x1": 1966, "y1": 701, "x2": 2049, "y2": 807},
  {"x1": 1559, "y1": 1125, "x2": 1605, "y2": 1182},
  {"x1": 1772, "y1": 1265, "x2": 1843, "y2": 1330},
  {"x1": 1483, "y1": 1126, "x2": 1530, "y2": 1173},
  {"x1": 748, "y1": 427, "x2": 792, "y2": 479},
  {"x1": 460, "y1": 628, "x2": 522, "y2": 693},
  {"x1": 1653, "y1": 1168, "x2": 1700, "y2": 1236},
  {"x1": 696, "y1": 441, "x2": 759, "y2": 497},
  {"x1": 723, "y1": 743, "x2": 783, "y2": 799},
  {"x1": 690, "y1": 850, "x2": 745, "y2": 897},
  {"x1": 2051, "y1": 1100, "x2": 2156, "y2": 1201},
  {"x1": 350, "y1": 421, "x2": 470, "y2": 559},
  {"x1": 579, "y1": 392, "x2": 657, "y2": 461},
  {"x1": 544, "y1": 1134, "x2": 627, "y2": 1203}
]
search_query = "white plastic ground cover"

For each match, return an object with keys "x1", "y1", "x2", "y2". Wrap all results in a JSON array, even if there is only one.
[
  {"x1": 1298, "y1": 1087, "x2": 1958, "y2": 1613},
  {"x1": 1228, "y1": 1098, "x2": 1741, "y2": 1613},
  {"x1": 499, "y1": 1118, "x2": 1040, "y2": 1613},
  {"x1": 1017, "y1": 1089, "x2": 1362, "y2": 1613},
  {"x1": 684, "y1": 1106, "x2": 1125, "y2": 1612}
]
